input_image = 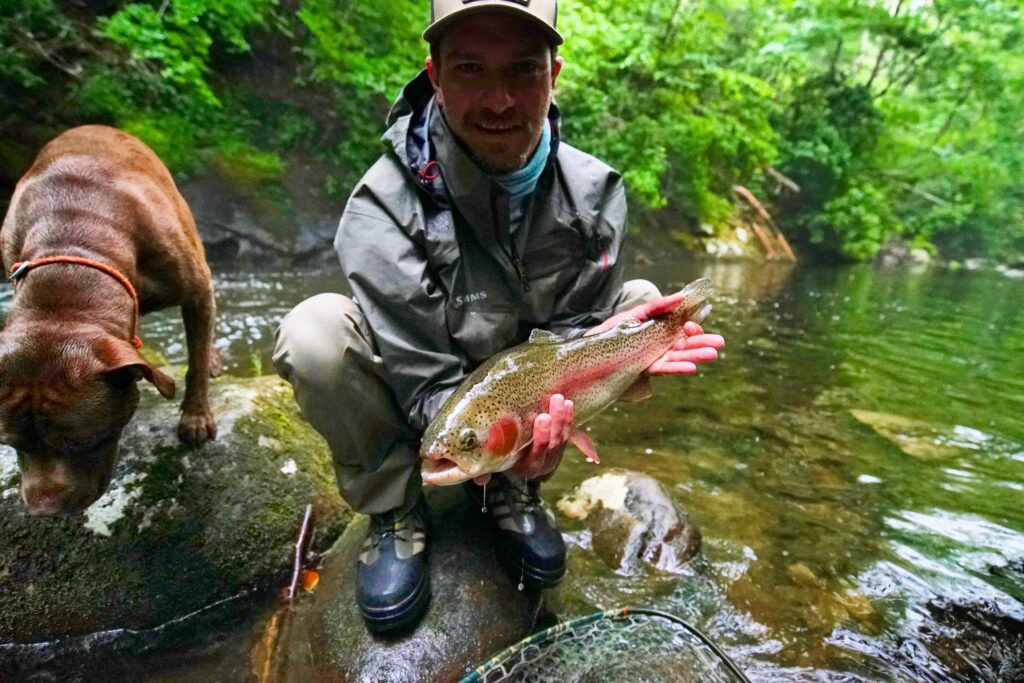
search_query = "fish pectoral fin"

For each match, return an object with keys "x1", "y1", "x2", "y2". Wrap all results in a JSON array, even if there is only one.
[
  {"x1": 570, "y1": 430, "x2": 600, "y2": 463},
  {"x1": 528, "y1": 328, "x2": 560, "y2": 344},
  {"x1": 619, "y1": 374, "x2": 654, "y2": 403}
]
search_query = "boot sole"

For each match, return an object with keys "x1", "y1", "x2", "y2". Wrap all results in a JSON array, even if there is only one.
[{"x1": 359, "y1": 564, "x2": 432, "y2": 634}]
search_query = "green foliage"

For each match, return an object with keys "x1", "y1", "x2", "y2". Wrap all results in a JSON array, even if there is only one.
[
  {"x1": 810, "y1": 181, "x2": 898, "y2": 260},
  {"x1": 295, "y1": 0, "x2": 423, "y2": 192},
  {"x1": 2, "y1": 0, "x2": 1022, "y2": 262},
  {"x1": 558, "y1": 0, "x2": 778, "y2": 224},
  {"x1": 0, "y1": 0, "x2": 82, "y2": 90}
]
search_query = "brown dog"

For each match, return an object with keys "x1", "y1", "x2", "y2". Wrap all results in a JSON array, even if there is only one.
[{"x1": 0, "y1": 125, "x2": 220, "y2": 516}]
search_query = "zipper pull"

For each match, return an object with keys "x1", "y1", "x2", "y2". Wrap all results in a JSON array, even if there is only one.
[{"x1": 513, "y1": 257, "x2": 531, "y2": 292}]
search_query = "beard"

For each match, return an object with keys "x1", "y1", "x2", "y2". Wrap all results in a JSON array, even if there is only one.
[{"x1": 449, "y1": 111, "x2": 546, "y2": 175}]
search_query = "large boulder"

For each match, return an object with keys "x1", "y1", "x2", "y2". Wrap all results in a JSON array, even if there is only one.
[
  {"x1": 557, "y1": 470, "x2": 701, "y2": 575},
  {"x1": 0, "y1": 376, "x2": 351, "y2": 663},
  {"x1": 250, "y1": 485, "x2": 540, "y2": 683}
]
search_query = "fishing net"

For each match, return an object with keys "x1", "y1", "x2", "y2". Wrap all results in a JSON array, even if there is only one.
[{"x1": 460, "y1": 608, "x2": 750, "y2": 683}]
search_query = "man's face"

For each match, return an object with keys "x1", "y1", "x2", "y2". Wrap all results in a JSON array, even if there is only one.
[{"x1": 427, "y1": 13, "x2": 562, "y2": 174}]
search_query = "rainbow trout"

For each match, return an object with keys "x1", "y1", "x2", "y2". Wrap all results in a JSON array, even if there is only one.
[{"x1": 421, "y1": 278, "x2": 713, "y2": 485}]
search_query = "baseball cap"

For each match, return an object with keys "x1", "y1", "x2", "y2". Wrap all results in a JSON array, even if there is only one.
[{"x1": 424, "y1": 0, "x2": 563, "y2": 46}]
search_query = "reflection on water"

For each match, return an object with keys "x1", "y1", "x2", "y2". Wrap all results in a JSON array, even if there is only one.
[
  {"x1": 546, "y1": 257, "x2": 1024, "y2": 681},
  {"x1": 1, "y1": 258, "x2": 1022, "y2": 681}
]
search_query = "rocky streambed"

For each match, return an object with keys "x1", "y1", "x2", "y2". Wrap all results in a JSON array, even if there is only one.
[{"x1": 0, "y1": 375, "x2": 351, "y2": 676}]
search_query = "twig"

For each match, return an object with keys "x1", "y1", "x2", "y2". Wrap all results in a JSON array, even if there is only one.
[
  {"x1": 764, "y1": 166, "x2": 800, "y2": 194},
  {"x1": 733, "y1": 184, "x2": 797, "y2": 262},
  {"x1": 286, "y1": 504, "x2": 314, "y2": 602}
]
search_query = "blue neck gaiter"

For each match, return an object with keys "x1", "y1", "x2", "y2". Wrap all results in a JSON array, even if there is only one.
[{"x1": 494, "y1": 121, "x2": 551, "y2": 202}]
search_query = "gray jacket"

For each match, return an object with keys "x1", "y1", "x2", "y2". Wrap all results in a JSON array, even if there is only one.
[{"x1": 336, "y1": 71, "x2": 628, "y2": 432}]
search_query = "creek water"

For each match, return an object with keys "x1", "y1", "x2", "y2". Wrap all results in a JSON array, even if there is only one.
[{"x1": 3, "y1": 256, "x2": 1022, "y2": 681}]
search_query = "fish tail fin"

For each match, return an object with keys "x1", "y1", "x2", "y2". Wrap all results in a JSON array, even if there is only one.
[{"x1": 669, "y1": 278, "x2": 714, "y2": 327}]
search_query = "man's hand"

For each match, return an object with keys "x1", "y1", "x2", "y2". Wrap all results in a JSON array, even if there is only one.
[
  {"x1": 473, "y1": 394, "x2": 574, "y2": 486},
  {"x1": 584, "y1": 293, "x2": 725, "y2": 375}
]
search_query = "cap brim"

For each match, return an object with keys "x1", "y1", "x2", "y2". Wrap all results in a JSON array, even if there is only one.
[{"x1": 423, "y1": 5, "x2": 563, "y2": 46}]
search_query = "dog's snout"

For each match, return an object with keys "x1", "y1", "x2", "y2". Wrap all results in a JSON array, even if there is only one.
[{"x1": 22, "y1": 482, "x2": 82, "y2": 516}]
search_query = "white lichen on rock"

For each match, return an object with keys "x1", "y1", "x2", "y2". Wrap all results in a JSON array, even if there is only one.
[
  {"x1": 557, "y1": 472, "x2": 629, "y2": 520},
  {"x1": 0, "y1": 445, "x2": 16, "y2": 490},
  {"x1": 83, "y1": 472, "x2": 147, "y2": 537}
]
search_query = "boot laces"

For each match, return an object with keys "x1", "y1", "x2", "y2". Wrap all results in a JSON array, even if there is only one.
[
  {"x1": 370, "y1": 508, "x2": 416, "y2": 547},
  {"x1": 505, "y1": 478, "x2": 544, "y2": 515}
]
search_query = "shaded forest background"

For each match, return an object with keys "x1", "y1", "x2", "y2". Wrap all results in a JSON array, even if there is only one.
[{"x1": 1, "y1": 0, "x2": 1022, "y2": 262}]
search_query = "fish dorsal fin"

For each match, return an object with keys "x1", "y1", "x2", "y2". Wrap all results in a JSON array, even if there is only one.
[
  {"x1": 619, "y1": 374, "x2": 654, "y2": 403},
  {"x1": 528, "y1": 329, "x2": 560, "y2": 344},
  {"x1": 615, "y1": 319, "x2": 643, "y2": 331}
]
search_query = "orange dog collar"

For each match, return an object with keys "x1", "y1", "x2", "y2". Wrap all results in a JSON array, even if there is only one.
[{"x1": 8, "y1": 256, "x2": 144, "y2": 348}]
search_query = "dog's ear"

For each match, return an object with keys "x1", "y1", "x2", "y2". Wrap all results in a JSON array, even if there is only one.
[{"x1": 96, "y1": 338, "x2": 176, "y2": 400}]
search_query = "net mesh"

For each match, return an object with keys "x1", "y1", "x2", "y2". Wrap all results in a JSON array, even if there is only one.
[{"x1": 463, "y1": 609, "x2": 749, "y2": 683}]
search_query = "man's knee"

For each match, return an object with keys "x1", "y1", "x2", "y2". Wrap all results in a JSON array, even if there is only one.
[
  {"x1": 616, "y1": 279, "x2": 662, "y2": 312},
  {"x1": 273, "y1": 293, "x2": 365, "y2": 385}
]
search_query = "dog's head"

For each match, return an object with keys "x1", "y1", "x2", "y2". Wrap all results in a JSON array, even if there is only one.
[{"x1": 0, "y1": 326, "x2": 175, "y2": 516}]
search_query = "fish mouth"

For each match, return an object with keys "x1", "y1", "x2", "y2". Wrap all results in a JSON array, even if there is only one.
[{"x1": 421, "y1": 456, "x2": 475, "y2": 486}]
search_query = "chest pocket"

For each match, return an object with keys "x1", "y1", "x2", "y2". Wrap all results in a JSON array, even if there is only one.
[
  {"x1": 430, "y1": 210, "x2": 521, "y2": 364},
  {"x1": 423, "y1": 207, "x2": 460, "y2": 287},
  {"x1": 522, "y1": 192, "x2": 587, "y2": 286}
]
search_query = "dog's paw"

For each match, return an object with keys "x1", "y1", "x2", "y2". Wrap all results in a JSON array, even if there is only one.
[
  {"x1": 209, "y1": 347, "x2": 224, "y2": 378},
  {"x1": 178, "y1": 411, "x2": 217, "y2": 446}
]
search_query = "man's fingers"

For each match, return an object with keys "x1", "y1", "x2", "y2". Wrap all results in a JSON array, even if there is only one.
[
  {"x1": 636, "y1": 292, "x2": 687, "y2": 321},
  {"x1": 647, "y1": 359, "x2": 698, "y2": 374},
  {"x1": 531, "y1": 412, "x2": 552, "y2": 458},
  {"x1": 548, "y1": 394, "x2": 565, "y2": 433},
  {"x1": 682, "y1": 321, "x2": 703, "y2": 336},
  {"x1": 663, "y1": 347, "x2": 719, "y2": 363},
  {"x1": 673, "y1": 333, "x2": 725, "y2": 351},
  {"x1": 561, "y1": 400, "x2": 574, "y2": 443}
]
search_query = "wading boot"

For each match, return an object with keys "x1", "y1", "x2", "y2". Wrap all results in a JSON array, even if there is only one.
[
  {"x1": 465, "y1": 475, "x2": 566, "y2": 591},
  {"x1": 356, "y1": 496, "x2": 430, "y2": 634}
]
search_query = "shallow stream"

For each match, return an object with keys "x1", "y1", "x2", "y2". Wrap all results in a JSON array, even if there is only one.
[{"x1": 3, "y1": 255, "x2": 1022, "y2": 681}]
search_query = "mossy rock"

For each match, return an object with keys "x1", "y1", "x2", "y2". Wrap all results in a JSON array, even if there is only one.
[
  {"x1": 557, "y1": 470, "x2": 701, "y2": 575},
  {"x1": 253, "y1": 485, "x2": 538, "y2": 683},
  {"x1": 0, "y1": 375, "x2": 351, "y2": 654}
]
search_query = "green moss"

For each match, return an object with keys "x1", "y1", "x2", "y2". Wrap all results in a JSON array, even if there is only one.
[
  {"x1": 670, "y1": 229, "x2": 706, "y2": 253},
  {"x1": 0, "y1": 377, "x2": 351, "y2": 645}
]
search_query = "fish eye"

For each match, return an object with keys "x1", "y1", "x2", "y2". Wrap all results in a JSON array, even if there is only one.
[{"x1": 458, "y1": 429, "x2": 479, "y2": 451}]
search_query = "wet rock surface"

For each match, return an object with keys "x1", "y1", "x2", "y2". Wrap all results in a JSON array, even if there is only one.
[
  {"x1": 0, "y1": 376, "x2": 351, "y2": 664},
  {"x1": 252, "y1": 485, "x2": 540, "y2": 683},
  {"x1": 557, "y1": 470, "x2": 701, "y2": 574},
  {"x1": 180, "y1": 167, "x2": 337, "y2": 267},
  {"x1": 875, "y1": 241, "x2": 932, "y2": 268},
  {"x1": 908, "y1": 598, "x2": 1024, "y2": 682}
]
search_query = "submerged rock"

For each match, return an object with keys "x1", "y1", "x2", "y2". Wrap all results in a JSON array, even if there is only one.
[
  {"x1": 557, "y1": 470, "x2": 701, "y2": 574},
  {"x1": 908, "y1": 598, "x2": 1024, "y2": 682},
  {"x1": 875, "y1": 242, "x2": 932, "y2": 269},
  {"x1": 850, "y1": 409, "x2": 998, "y2": 460},
  {"x1": 0, "y1": 376, "x2": 350, "y2": 659},
  {"x1": 251, "y1": 485, "x2": 538, "y2": 683}
]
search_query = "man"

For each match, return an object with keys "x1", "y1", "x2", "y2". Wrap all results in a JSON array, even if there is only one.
[{"x1": 273, "y1": 0, "x2": 724, "y2": 634}]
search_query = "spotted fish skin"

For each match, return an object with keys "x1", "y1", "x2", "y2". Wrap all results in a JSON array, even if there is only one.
[{"x1": 420, "y1": 278, "x2": 713, "y2": 485}]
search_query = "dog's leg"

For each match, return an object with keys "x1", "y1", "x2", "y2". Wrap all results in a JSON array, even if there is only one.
[{"x1": 179, "y1": 285, "x2": 218, "y2": 445}]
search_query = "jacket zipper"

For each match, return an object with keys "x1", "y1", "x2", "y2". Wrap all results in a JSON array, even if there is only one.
[{"x1": 491, "y1": 190, "x2": 531, "y2": 293}]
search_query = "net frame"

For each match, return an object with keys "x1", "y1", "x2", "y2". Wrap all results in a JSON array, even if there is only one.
[{"x1": 459, "y1": 608, "x2": 751, "y2": 683}]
